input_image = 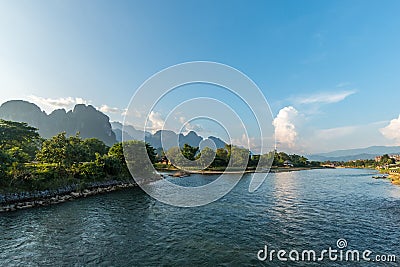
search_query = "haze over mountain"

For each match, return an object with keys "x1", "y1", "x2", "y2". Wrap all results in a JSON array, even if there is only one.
[
  {"x1": 0, "y1": 100, "x2": 117, "y2": 146},
  {"x1": 308, "y1": 146, "x2": 400, "y2": 161},
  {"x1": 111, "y1": 121, "x2": 152, "y2": 142},
  {"x1": 111, "y1": 122, "x2": 227, "y2": 151}
]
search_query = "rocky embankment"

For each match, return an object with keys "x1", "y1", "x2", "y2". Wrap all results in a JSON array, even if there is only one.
[{"x1": 0, "y1": 180, "x2": 136, "y2": 212}]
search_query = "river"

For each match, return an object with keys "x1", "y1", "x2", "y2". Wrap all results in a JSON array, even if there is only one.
[{"x1": 1, "y1": 168, "x2": 400, "y2": 266}]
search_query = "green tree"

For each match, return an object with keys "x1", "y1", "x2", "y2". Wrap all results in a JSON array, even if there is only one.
[
  {"x1": 214, "y1": 148, "x2": 228, "y2": 167},
  {"x1": 6, "y1": 147, "x2": 30, "y2": 163},
  {"x1": 273, "y1": 151, "x2": 290, "y2": 166},
  {"x1": 83, "y1": 138, "x2": 108, "y2": 161},
  {"x1": 0, "y1": 150, "x2": 13, "y2": 185},
  {"x1": 101, "y1": 154, "x2": 122, "y2": 176},
  {"x1": 108, "y1": 142, "x2": 125, "y2": 162},
  {"x1": 253, "y1": 151, "x2": 274, "y2": 169},
  {"x1": 198, "y1": 147, "x2": 215, "y2": 169},
  {"x1": 166, "y1": 146, "x2": 183, "y2": 167},
  {"x1": 123, "y1": 140, "x2": 158, "y2": 182},
  {"x1": 108, "y1": 142, "x2": 129, "y2": 176},
  {"x1": 229, "y1": 146, "x2": 250, "y2": 168},
  {"x1": 380, "y1": 154, "x2": 395, "y2": 165},
  {"x1": 146, "y1": 143, "x2": 157, "y2": 164},
  {"x1": 36, "y1": 132, "x2": 89, "y2": 167},
  {"x1": 36, "y1": 132, "x2": 68, "y2": 166},
  {"x1": 66, "y1": 133, "x2": 89, "y2": 164},
  {"x1": 181, "y1": 144, "x2": 198, "y2": 161},
  {"x1": 289, "y1": 154, "x2": 308, "y2": 167},
  {"x1": 0, "y1": 119, "x2": 41, "y2": 161}
]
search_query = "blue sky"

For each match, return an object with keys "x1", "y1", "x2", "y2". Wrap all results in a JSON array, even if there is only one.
[{"x1": 1, "y1": 0, "x2": 400, "y2": 153}]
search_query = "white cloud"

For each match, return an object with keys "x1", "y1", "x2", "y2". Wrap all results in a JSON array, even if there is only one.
[
  {"x1": 28, "y1": 94, "x2": 128, "y2": 122},
  {"x1": 294, "y1": 90, "x2": 356, "y2": 104},
  {"x1": 147, "y1": 111, "x2": 165, "y2": 132},
  {"x1": 177, "y1": 116, "x2": 203, "y2": 134},
  {"x1": 99, "y1": 104, "x2": 121, "y2": 114},
  {"x1": 179, "y1": 116, "x2": 186, "y2": 124},
  {"x1": 122, "y1": 108, "x2": 144, "y2": 119},
  {"x1": 231, "y1": 133, "x2": 257, "y2": 150},
  {"x1": 183, "y1": 122, "x2": 203, "y2": 134},
  {"x1": 380, "y1": 115, "x2": 400, "y2": 144},
  {"x1": 28, "y1": 95, "x2": 90, "y2": 113},
  {"x1": 273, "y1": 106, "x2": 300, "y2": 149}
]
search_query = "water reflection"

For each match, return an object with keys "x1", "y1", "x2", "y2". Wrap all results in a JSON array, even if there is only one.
[{"x1": 271, "y1": 171, "x2": 300, "y2": 217}]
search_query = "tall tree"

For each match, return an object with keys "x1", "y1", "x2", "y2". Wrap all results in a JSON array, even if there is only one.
[
  {"x1": 181, "y1": 144, "x2": 199, "y2": 161},
  {"x1": 145, "y1": 143, "x2": 157, "y2": 164},
  {"x1": 83, "y1": 138, "x2": 108, "y2": 161},
  {"x1": 229, "y1": 146, "x2": 250, "y2": 167},
  {"x1": 36, "y1": 132, "x2": 89, "y2": 167},
  {"x1": 0, "y1": 119, "x2": 41, "y2": 161},
  {"x1": 198, "y1": 147, "x2": 215, "y2": 169}
]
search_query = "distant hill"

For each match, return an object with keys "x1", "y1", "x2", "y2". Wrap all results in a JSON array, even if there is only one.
[
  {"x1": 111, "y1": 121, "x2": 151, "y2": 142},
  {"x1": 145, "y1": 130, "x2": 204, "y2": 151},
  {"x1": 111, "y1": 121, "x2": 227, "y2": 151},
  {"x1": 208, "y1": 136, "x2": 227, "y2": 149},
  {"x1": 0, "y1": 100, "x2": 116, "y2": 146},
  {"x1": 308, "y1": 146, "x2": 400, "y2": 161}
]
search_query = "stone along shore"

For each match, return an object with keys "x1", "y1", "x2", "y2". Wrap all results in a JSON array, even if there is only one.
[{"x1": 0, "y1": 180, "x2": 137, "y2": 212}]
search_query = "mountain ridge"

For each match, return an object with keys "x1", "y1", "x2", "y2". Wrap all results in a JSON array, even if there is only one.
[
  {"x1": 308, "y1": 145, "x2": 400, "y2": 161},
  {"x1": 0, "y1": 100, "x2": 117, "y2": 146}
]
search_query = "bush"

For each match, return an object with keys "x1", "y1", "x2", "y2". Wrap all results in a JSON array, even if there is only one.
[
  {"x1": 0, "y1": 150, "x2": 13, "y2": 178},
  {"x1": 29, "y1": 163, "x2": 60, "y2": 180},
  {"x1": 75, "y1": 162, "x2": 104, "y2": 180},
  {"x1": 103, "y1": 155, "x2": 122, "y2": 176}
]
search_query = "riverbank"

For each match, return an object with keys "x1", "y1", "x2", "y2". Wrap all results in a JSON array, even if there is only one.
[
  {"x1": 0, "y1": 180, "x2": 137, "y2": 212},
  {"x1": 388, "y1": 172, "x2": 400, "y2": 185},
  {"x1": 161, "y1": 166, "x2": 328, "y2": 175}
]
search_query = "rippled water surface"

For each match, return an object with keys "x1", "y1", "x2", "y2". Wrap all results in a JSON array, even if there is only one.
[{"x1": 1, "y1": 168, "x2": 400, "y2": 266}]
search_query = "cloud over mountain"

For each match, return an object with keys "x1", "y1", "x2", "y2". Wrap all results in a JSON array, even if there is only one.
[{"x1": 380, "y1": 115, "x2": 400, "y2": 144}]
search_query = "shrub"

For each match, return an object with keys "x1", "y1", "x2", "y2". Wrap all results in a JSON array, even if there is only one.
[
  {"x1": 75, "y1": 162, "x2": 104, "y2": 180},
  {"x1": 102, "y1": 155, "x2": 122, "y2": 176}
]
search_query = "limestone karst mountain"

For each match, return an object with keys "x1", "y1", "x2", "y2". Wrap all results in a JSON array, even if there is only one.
[{"x1": 0, "y1": 100, "x2": 116, "y2": 146}]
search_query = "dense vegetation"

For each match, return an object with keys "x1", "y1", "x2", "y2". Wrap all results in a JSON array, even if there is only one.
[
  {"x1": 0, "y1": 119, "x2": 145, "y2": 193},
  {"x1": 326, "y1": 154, "x2": 397, "y2": 169},
  {"x1": 157, "y1": 144, "x2": 319, "y2": 171},
  {"x1": 1, "y1": 119, "x2": 318, "y2": 194}
]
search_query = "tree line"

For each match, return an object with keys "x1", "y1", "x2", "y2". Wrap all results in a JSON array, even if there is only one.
[
  {"x1": 333, "y1": 154, "x2": 397, "y2": 168},
  {"x1": 0, "y1": 119, "x2": 317, "y2": 193},
  {"x1": 0, "y1": 119, "x2": 147, "y2": 193}
]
